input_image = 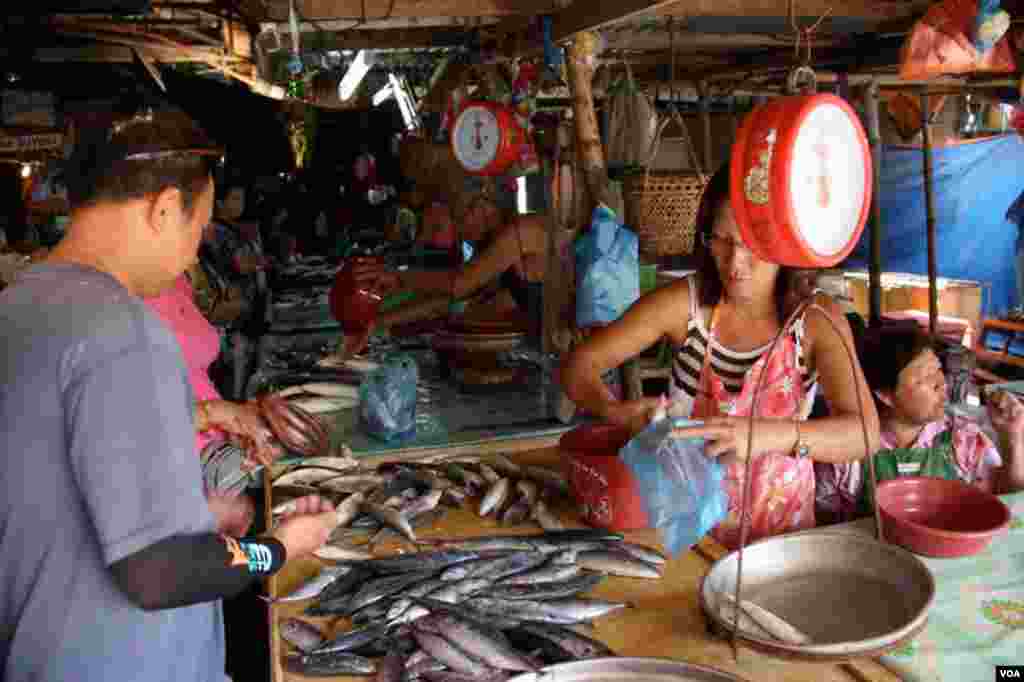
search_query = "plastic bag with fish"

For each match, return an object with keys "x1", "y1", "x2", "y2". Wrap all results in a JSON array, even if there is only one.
[
  {"x1": 574, "y1": 205, "x2": 639, "y2": 328},
  {"x1": 359, "y1": 353, "x2": 418, "y2": 442},
  {"x1": 618, "y1": 398, "x2": 727, "y2": 556}
]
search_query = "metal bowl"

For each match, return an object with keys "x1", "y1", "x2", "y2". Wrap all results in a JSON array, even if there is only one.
[
  {"x1": 508, "y1": 657, "x2": 751, "y2": 682},
  {"x1": 700, "y1": 532, "x2": 934, "y2": 661}
]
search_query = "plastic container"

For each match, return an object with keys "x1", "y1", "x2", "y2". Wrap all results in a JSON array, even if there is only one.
[
  {"x1": 329, "y1": 255, "x2": 384, "y2": 333},
  {"x1": 561, "y1": 423, "x2": 650, "y2": 531},
  {"x1": 876, "y1": 476, "x2": 1011, "y2": 558}
]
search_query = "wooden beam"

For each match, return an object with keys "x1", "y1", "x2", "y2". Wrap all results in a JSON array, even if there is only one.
[
  {"x1": 266, "y1": 0, "x2": 551, "y2": 21},
  {"x1": 653, "y1": 0, "x2": 929, "y2": 19},
  {"x1": 0, "y1": 44, "x2": 200, "y2": 62},
  {"x1": 274, "y1": 26, "x2": 470, "y2": 49},
  {"x1": 551, "y1": 0, "x2": 689, "y2": 42}
]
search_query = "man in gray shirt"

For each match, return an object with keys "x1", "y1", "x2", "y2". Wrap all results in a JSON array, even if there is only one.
[{"x1": 0, "y1": 109, "x2": 337, "y2": 682}]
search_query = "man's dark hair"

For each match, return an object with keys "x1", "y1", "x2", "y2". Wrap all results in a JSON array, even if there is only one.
[
  {"x1": 857, "y1": 325, "x2": 935, "y2": 398},
  {"x1": 67, "y1": 109, "x2": 221, "y2": 214}
]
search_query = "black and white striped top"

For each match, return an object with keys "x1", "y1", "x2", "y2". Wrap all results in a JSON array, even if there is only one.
[{"x1": 669, "y1": 276, "x2": 818, "y2": 416}]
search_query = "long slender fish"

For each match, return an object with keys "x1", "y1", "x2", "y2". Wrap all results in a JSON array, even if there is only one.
[
  {"x1": 576, "y1": 550, "x2": 662, "y2": 579},
  {"x1": 478, "y1": 478, "x2": 509, "y2": 517},
  {"x1": 410, "y1": 629, "x2": 492, "y2": 676},
  {"x1": 614, "y1": 541, "x2": 668, "y2": 566},
  {"x1": 362, "y1": 501, "x2": 417, "y2": 542},
  {"x1": 441, "y1": 551, "x2": 547, "y2": 582},
  {"x1": 347, "y1": 569, "x2": 440, "y2": 614},
  {"x1": 498, "y1": 563, "x2": 581, "y2": 586},
  {"x1": 281, "y1": 618, "x2": 325, "y2": 653},
  {"x1": 314, "y1": 624, "x2": 390, "y2": 654},
  {"x1": 314, "y1": 544, "x2": 374, "y2": 562},
  {"x1": 284, "y1": 651, "x2": 376, "y2": 676},
  {"x1": 486, "y1": 573, "x2": 604, "y2": 601},
  {"x1": 274, "y1": 566, "x2": 350, "y2": 603},
  {"x1": 425, "y1": 614, "x2": 539, "y2": 672},
  {"x1": 358, "y1": 550, "x2": 481, "y2": 575}
]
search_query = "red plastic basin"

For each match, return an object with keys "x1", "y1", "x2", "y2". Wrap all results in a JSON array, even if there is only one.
[
  {"x1": 560, "y1": 423, "x2": 650, "y2": 531},
  {"x1": 876, "y1": 477, "x2": 1011, "y2": 558}
]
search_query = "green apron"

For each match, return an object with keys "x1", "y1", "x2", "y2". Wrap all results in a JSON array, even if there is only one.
[{"x1": 861, "y1": 428, "x2": 960, "y2": 514}]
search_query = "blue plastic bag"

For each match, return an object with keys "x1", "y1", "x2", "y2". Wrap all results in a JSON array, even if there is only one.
[
  {"x1": 575, "y1": 205, "x2": 639, "y2": 328},
  {"x1": 618, "y1": 412, "x2": 728, "y2": 556},
  {"x1": 359, "y1": 354, "x2": 418, "y2": 442}
]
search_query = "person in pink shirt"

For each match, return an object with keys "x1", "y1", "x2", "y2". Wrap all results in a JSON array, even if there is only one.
[{"x1": 146, "y1": 268, "x2": 278, "y2": 536}]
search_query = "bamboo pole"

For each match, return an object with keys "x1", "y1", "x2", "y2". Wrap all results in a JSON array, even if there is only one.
[
  {"x1": 920, "y1": 92, "x2": 939, "y2": 338},
  {"x1": 566, "y1": 31, "x2": 611, "y2": 213},
  {"x1": 699, "y1": 80, "x2": 713, "y2": 171},
  {"x1": 864, "y1": 79, "x2": 883, "y2": 328}
]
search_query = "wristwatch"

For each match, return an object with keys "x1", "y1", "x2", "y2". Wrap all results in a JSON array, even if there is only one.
[{"x1": 792, "y1": 419, "x2": 811, "y2": 460}]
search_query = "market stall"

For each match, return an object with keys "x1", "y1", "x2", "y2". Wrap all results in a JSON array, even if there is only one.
[{"x1": 263, "y1": 445, "x2": 1024, "y2": 682}]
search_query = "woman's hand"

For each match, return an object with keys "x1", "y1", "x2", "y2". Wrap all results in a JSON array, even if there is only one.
[
  {"x1": 204, "y1": 400, "x2": 281, "y2": 468},
  {"x1": 270, "y1": 495, "x2": 337, "y2": 560},
  {"x1": 669, "y1": 416, "x2": 793, "y2": 463},
  {"x1": 350, "y1": 258, "x2": 401, "y2": 294},
  {"x1": 987, "y1": 390, "x2": 1024, "y2": 448},
  {"x1": 607, "y1": 397, "x2": 664, "y2": 437}
]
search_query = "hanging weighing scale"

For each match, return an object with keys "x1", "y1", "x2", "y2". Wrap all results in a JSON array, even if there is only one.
[
  {"x1": 729, "y1": 70, "x2": 873, "y2": 268},
  {"x1": 451, "y1": 101, "x2": 526, "y2": 176}
]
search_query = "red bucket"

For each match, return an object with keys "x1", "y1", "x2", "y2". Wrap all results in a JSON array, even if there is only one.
[{"x1": 561, "y1": 423, "x2": 650, "y2": 531}]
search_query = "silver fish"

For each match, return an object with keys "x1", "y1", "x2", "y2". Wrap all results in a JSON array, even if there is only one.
[
  {"x1": 334, "y1": 492, "x2": 366, "y2": 529},
  {"x1": 274, "y1": 466, "x2": 354, "y2": 488},
  {"x1": 500, "y1": 500, "x2": 531, "y2": 526},
  {"x1": 519, "y1": 623, "x2": 615, "y2": 659},
  {"x1": 486, "y1": 572, "x2": 604, "y2": 601},
  {"x1": 275, "y1": 565, "x2": 351, "y2": 603},
  {"x1": 314, "y1": 544, "x2": 374, "y2": 562},
  {"x1": 285, "y1": 651, "x2": 376, "y2": 676},
  {"x1": 421, "y1": 671, "x2": 510, "y2": 682},
  {"x1": 315, "y1": 623, "x2": 389, "y2": 654},
  {"x1": 441, "y1": 551, "x2": 542, "y2": 582},
  {"x1": 476, "y1": 463, "x2": 501, "y2": 484},
  {"x1": 576, "y1": 550, "x2": 661, "y2": 579},
  {"x1": 487, "y1": 455, "x2": 522, "y2": 478},
  {"x1": 428, "y1": 578, "x2": 491, "y2": 604},
  {"x1": 413, "y1": 597, "x2": 522, "y2": 630},
  {"x1": 360, "y1": 550, "x2": 480, "y2": 575},
  {"x1": 515, "y1": 480, "x2": 539, "y2": 508},
  {"x1": 478, "y1": 478, "x2": 510, "y2": 517},
  {"x1": 466, "y1": 597, "x2": 629, "y2": 624},
  {"x1": 498, "y1": 563, "x2": 581, "y2": 586},
  {"x1": 616, "y1": 541, "x2": 668, "y2": 566},
  {"x1": 347, "y1": 569, "x2": 439, "y2": 614},
  {"x1": 531, "y1": 499, "x2": 563, "y2": 531},
  {"x1": 369, "y1": 509, "x2": 446, "y2": 546},
  {"x1": 319, "y1": 474, "x2": 389, "y2": 495},
  {"x1": 445, "y1": 464, "x2": 485, "y2": 494},
  {"x1": 411, "y1": 629, "x2": 491, "y2": 676},
  {"x1": 281, "y1": 618, "x2": 325, "y2": 653},
  {"x1": 363, "y1": 501, "x2": 417, "y2": 542},
  {"x1": 427, "y1": 614, "x2": 538, "y2": 672}
]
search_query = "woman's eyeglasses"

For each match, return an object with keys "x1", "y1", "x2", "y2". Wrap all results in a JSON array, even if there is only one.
[{"x1": 701, "y1": 232, "x2": 750, "y2": 253}]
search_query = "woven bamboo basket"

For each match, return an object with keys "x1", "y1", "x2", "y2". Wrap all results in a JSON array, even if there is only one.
[{"x1": 623, "y1": 107, "x2": 708, "y2": 257}]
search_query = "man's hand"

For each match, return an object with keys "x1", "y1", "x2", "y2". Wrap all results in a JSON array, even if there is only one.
[{"x1": 269, "y1": 495, "x2": 336, "y2": 560}]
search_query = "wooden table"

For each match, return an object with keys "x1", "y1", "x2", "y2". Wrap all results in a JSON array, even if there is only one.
[{"x1": 266, "y1": 448, "x2": 900, "y2": 682}]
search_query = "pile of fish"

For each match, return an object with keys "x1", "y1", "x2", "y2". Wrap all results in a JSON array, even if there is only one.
[
  {"x1": 272, "y1": 454, "x2": 581, "y2": 557},
  {"x1": 277, "y1": 529, "x2": 668, "y2": 679}
]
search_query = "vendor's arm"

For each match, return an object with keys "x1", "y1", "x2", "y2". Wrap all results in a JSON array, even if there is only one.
[
  {"x1": 376, "y1": 294, "x2": 452, "y2": 330},
  {"x1": 562, "y1": 280, "x2": 690, "y2": 433},
  {"x1": 672, "y1": 296, "x2": 881, "y2": 462},
  {"x1": 66, "y1": 336, "x2": 334, "y2": 612},
  {"x1": 402, "y1": 226, "x2": 522, "y2": 299}
]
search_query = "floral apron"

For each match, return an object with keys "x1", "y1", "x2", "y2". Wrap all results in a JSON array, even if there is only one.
[{"x1": 693, "y1": 307, "x2": 816, "y2": 550}]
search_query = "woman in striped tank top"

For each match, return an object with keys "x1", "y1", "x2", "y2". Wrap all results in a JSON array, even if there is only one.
[{"x1": 562, "y1": 165, "x2": 880, "y2": 549}]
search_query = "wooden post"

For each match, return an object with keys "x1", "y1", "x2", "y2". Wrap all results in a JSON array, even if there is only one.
[
  {"x1": 920, "y1": 92, "x2": 939, "y2": 338},
  {"x1": 864, "y1": 79, "x2": 884, "y2": 328},
  {"x1": 566, "y1": 31, "x2": 610, "y2": 213},
  {"x1": 699, "y1": 81, "x2": 713, "y2": 171}
]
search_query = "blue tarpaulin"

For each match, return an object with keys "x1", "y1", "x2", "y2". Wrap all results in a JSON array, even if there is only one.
[{"x1": 845, "y1": 134, "x2": 1024, "y2": 318}]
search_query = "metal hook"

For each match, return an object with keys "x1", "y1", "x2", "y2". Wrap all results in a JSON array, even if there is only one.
[{"x1": 786, "y1": 65, "x2": 817, "y2": 95}]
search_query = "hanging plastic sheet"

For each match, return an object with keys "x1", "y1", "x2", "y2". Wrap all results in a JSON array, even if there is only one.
[{"x1": 846, "y1": 135, "x2": 1024, "y2": 320}]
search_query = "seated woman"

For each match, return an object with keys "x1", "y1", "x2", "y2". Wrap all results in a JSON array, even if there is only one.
[
  {"x1": 855, "y1": 327, "x2": 1024, "y2": 510},
  {"x1": 560, "y1": 164, "x2": 880, "y2": 550},
  {"x1": 350, "y1": 190, "x2": 549, "y2": 342}
]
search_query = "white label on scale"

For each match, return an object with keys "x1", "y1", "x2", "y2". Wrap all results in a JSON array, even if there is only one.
[
  {"x1": 453, "y1": 107, "x2": 500, "y2": 172},
  {"x1": 788, "y1": 103, "x2": 866, "y2": 257}
]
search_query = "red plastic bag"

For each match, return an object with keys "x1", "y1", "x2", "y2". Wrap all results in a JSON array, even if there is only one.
[{"x1": 899, "y1": 0, "x2": 1016, "y2": 80}]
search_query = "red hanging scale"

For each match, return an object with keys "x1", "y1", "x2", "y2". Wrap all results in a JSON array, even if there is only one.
[
  {"x1": 451, "y1": 101, "x2": 526, "y2": 176},
  {"x1": 730, "y1": 68, "x2": 873, "y2": 268}
]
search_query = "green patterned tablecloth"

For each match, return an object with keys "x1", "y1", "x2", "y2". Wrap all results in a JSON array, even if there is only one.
[{"x1": 839, "y1": 491, "x2": 1024, "y2": 681}]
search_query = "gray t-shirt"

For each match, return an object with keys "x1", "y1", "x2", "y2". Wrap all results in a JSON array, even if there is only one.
[{"x1": 0, "y1": 263, "x2": 226, "y2": 682}]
